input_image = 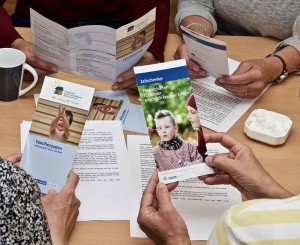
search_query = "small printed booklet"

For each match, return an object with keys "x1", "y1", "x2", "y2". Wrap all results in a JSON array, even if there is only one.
[
  {"x1": 30, "y1": 8, "x2": 156, "y2": 82},
  {"x1": 181, "y1": 25, "x2": 229, "y2": 78},
  {"x1": 20, "y1": 76, "x2": 95, "y2": 193},
  {"x1": 134, "y1": 59, "x2": 214, "y2": 184}
]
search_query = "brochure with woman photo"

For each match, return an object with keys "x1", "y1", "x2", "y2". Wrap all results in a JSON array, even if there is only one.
[{"x1": 134, "y1": 59, "x2": 214, "y2": 184}]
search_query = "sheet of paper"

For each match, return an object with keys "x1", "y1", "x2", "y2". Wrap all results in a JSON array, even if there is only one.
[
  {"x1": 193, "y1": 59, "x2": 271, "y2": 132},
  {"x1": 181, "y1": 25, "x2": 229, "y2": 78},
  {"x1": 72, "y1": 120, "x2": 135, "y2": 221},
  {"x1": 135, "y1": 59, "x2": 214, "y2": 184},
  {"x1": 20, "y1": 76, "x2": 95, "y2": 193},
  {"x1": 30, "y1": 8, "x2": 155, "y2": 82},
  {"x1": 128, "y1": 135, "x2": 242, "y2": 240}
]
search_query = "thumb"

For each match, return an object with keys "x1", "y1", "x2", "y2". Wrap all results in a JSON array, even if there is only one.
[
  {"x1": 156, "y1": 182, "x2": 173, "y2": 211},
  {"x1": 47, "y1": 188, "x2": 57, "y2": 198},
  {"x1": 205, "y1": 155, "x2": 236, "y2": 173}
]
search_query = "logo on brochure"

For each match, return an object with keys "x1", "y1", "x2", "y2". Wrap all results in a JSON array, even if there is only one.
[
  {"x1": 53, "y1": 81, "x2": 64, "y2": 95},
  {"x1": 163, "y1": 175, "x2": 177, "y2": 181},
  {"x1": 54, "y1": 86, "x2": 64, "y2": 95}
]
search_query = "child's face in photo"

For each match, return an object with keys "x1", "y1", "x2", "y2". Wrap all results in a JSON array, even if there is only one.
[
  {"x1": 57, "y1": 114, "x2": 70, "y2": 131},
  {"x1": 155, "y1": 116, "x2": 178, "y2": 141},
  {"x1": 187, "y1": 105, "x2": 201, "y2": 129}
]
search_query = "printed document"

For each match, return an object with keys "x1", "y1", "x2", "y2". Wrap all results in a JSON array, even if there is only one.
[
  {"x1": 20, "y1": 77, "x2": 95, "y2": 193},
  {"x1": 73, "y1": 121, "x2": 134, "y2": 221},
  {"x1": 192, "y1": 59, "x2": 270, "y2": 132},
  {"x1": 30, "y1": 8, "x2": 156, "y2": 82},
  {"x1": 128, "y1": 135, "x2": 242, "y2": 240}
]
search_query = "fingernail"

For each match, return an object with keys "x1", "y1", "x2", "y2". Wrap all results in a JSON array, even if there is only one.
[
  {"x1": 117, "y1": 77, "x2": 123, "y2": 83},
  {"x1": 205, "y1": 156, "x2": 212, "y2": 165},
  {"x1": 48, "y1": 188, "x2": 57, "y2": 195},
  {"x1": 193, "y1": 66, "x2": 200, "y2": 72},
  {"x1": 218, "y1": 78, "x2": 225, "y2": 84},
  {"x1": 112, "y1": 85, "x2": 119, "y2": 91},
  {"x1": 201, "y1": 71, "x2": 208, "y2": 77}
]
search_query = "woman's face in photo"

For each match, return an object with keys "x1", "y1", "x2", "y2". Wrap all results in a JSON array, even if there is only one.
[{"x1": 187, "y1": 105, "x2": 201, "y2": 129}]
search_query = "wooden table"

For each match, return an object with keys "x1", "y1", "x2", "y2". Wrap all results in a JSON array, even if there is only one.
[{"x1": 0, "y1": 28, "x2": 299, "y2": 245}]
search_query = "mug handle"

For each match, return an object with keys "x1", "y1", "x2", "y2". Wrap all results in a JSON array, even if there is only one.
[{"x1": 19, "y1": 63, "x2": 38, "y2": 96}]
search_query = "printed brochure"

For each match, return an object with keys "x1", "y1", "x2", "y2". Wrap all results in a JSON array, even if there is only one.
[
  {"x1": 30, "y1": 8, "x2": 156, "y2": 82},
  {"x1": 20, "y1": 76, "x2": 95, "y2": 193},
  {"x1": 134, "y1": 59, "x2": 214, "y2": 184},
  {"x1": 181, "y1": 25, "x2": 229, "y2": 78}
]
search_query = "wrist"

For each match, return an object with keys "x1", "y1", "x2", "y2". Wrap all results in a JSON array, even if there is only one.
[
  {"x1": 51, "y1": 236, "x2": 67, "y2": 245},
  {"x1": 180, "y1": 16, "x2": 213, "y2": 37},
  {"x1": 11, "y1": 38, "x2": 24, "y2": 49},
  {"x1": 265, "y1": 54, "x2": 288, "y2": 84},
  {"x1": 262, "y1": 177, "x2": 294, "y2": 199},
  {"x1": 164, "y1": 235, "x2": 191, "y2": 245},
  {"x1": 185, "y1": 22, "x2": 211, "y2": 37}
]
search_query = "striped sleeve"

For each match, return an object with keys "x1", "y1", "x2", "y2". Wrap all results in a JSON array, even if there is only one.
[{"x1": 207, "y1": 195, "x2": 300, "y2": 245}]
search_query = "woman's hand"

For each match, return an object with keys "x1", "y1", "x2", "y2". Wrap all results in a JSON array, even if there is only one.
[
  {"x1": 201, "y1": 133, "x2": 293, "y2": 200},
  {"x1": 215, "y1": 56, "x2": 284, "y2": 98},
  {"x1": 11, "y1": 38, "x2": 58, "y2": 76},
  {"x1": 138, "y1": 171, "x2": 190, "y2": 245},
  {"x1": 6, "y1": 153, "x2": 22, "y2": 163},
  {"x1": 112, "y1": 51, "x2": 157, "y2": 91},
  {"x1": 42, "y1": 171, "x2": 81, "y2": 245}
]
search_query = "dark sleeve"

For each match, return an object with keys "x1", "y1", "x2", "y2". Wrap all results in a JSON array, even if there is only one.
[
  {"x1": 0, "y1": 157, "x2": 52, "y2": 244},
  {"x1": 197, "y1": 128, "x2": 207, "y2": 159},
  {"x1": 0, "y1": 5, "x2": 22, "y2": 48},
  {"x1": 130, "y1": 0, "x2": 170, "y2": 62}
]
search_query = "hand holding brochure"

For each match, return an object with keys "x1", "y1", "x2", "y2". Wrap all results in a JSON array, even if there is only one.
[
  {"x1": 20, "y1": 77, "x2": 95, "y2": 193},
  {"x1": 181, "y1": 25, "x2": 229, "y2": 78},
  {"x1": 134, "y1": 59, "x2": 214, "y2": 184},
  {"x1": 30, "y1": 8, "x2": 156, "y2": 82}
]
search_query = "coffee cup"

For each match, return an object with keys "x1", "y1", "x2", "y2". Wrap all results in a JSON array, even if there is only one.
[{"x1": 0, "y1": 48, "x2": 38, "y2": 102}]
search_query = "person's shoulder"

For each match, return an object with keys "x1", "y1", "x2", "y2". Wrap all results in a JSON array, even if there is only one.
[
  {"x1": 182, "y1": 140, "x2": 194, "y2": 147},
  {"x1": 0, "y1": 157, "x2": 40, "y2": 198},
  {"x1": 0, "y1": 157, "x2": 51, "y2": 243},
  {"x1": 153, "y1": 145, "x2": 160, "y2": 152}
]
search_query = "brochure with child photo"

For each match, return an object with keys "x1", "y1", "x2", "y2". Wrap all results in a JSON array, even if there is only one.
[
  {"x1": 134, "y1": 59, "x2": 214, "y2": 184},
  {"x1": 20, "y1": 76, "x2": 95, "y2": 193},
  {"x1": 30, "y1": 8, "x2": 156, "y2": 82}
]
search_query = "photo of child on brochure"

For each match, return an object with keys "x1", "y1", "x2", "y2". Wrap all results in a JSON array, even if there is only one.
[
  {"x1": 139, "y1": 80, "x2": 205, "y2": 171},
  {"x1": 152, "y1": 108, "x2": 203, "y2": 171},
  {"x1": 29, "y1": 98, "x2": 88, "y2": 146},
  {"x1": 135, "y1": 59, "x2": 214, "y2": 183}
]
